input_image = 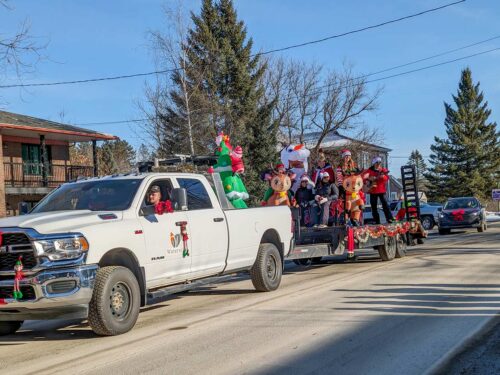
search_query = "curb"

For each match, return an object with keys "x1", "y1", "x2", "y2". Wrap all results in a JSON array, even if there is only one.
[{"x1": 424, "y1": 314, "x2": 500, "y2": 375}]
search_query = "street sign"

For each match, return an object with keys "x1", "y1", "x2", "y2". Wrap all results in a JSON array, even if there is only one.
[{"x1": 493, "y1": 189, "x2": 500, "y2": 201}]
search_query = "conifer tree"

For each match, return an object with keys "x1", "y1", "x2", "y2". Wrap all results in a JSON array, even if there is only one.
[
  {"x1": 426, "y1": 68, "x2": 500, "y2": 201},
  {"x1": 407, "y1": 149, "x2": 428, "y2": 192},
  {"x1": 173, "y1": 0, "x2": 277, "y2": 200}
]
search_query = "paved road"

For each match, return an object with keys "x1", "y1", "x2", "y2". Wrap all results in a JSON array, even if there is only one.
[{"x1": 1, "y1": 224, "x2": 499, "y2": 375}]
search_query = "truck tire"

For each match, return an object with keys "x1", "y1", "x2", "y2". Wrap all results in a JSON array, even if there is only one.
[
  {"x1": 395, "y1": 234, "x2": 407, "y2": 258},
  {"x1": 250, "y1": 243, "x2": 282, "y2": 292},
  {"x1": 88, "y1": 266, "x2": 141, "y2": 336},
  {"x1": 421, "y1": 215, "x2": 435, "y2": 230},
  {"x1": 0, "y1": 321, "x2": 23, "y2": 336},
  {"x1": 377, "y1": 236, "x2": 396, "y2": 261}
]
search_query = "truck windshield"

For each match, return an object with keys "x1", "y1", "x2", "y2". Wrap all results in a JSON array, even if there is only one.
[{"x1": 31, "y1": 179, "x2": 142, "y2": 213}]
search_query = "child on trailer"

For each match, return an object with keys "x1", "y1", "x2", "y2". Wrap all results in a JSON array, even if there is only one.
[
  {"x1": 313, "y1": 171, "x2": 339, "y2": 228},
  {"x1": 294, "y1": 175, "x2": 315, "y2": 227}
]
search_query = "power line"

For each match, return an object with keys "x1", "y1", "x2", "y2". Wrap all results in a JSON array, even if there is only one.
[
  {"x1": 255, "y1": 0, "x2": 465, "y2": 56},
  {"x1": 74, "y1": 44, "x2": 499, "y2": 127},
  {"x1": 0, "y1": 0, "x2": 465, "y2": 89}
]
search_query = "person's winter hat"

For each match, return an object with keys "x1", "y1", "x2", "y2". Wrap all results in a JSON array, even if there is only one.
[
  {"x1": 341, "y1": 149, "x2": 351, "y2": 158},
  {"x1": 149, "y1": 185, "x2": 161, "y2": 193},
  {"x1": 371, "y1": 156, "x2": 382, "y2": 165},
  {"x1": 300, "y1": 174, "x2": 315, "y2": 188},
  {"x1": 320, "y1": 171, "x2": 330, "y2": 179},
  {"x1": 276, "y1": 163, "x2": 285, "y2": 171},
  {"x1": 232, "y1": 146, "x2": 243, "y2": 158}
]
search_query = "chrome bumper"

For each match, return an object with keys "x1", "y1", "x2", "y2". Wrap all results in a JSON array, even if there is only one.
[{"x1": 0, "y1": 264, "x2": 97, "y2": 321}]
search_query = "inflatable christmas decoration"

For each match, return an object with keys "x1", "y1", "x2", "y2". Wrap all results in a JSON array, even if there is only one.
[
  {"x1": 280, "y1": 144, "x2": 310, "y2": 192},
  {"x1": 13, "y1": 256, "x2": 24, "y2": 300},
  {"x1": 342, "y1": 175, "x2": 365, "y2": 226},
  {"x1": 266, "y1": 171, "x2": 292, "y2": 206},
  {"x1": 210, "y1": 132, "x2": 249, "y2": 209}
]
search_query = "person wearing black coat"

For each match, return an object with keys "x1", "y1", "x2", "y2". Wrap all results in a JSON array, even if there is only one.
[{"x1": 314, "y1": 171, "x2": 339, "y2": 228}]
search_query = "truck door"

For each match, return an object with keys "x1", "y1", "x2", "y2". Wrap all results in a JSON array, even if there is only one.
[
  {"x1": 176, "y1": 177, "x2": 229, "y2": 278},
  {"x1": 138, "y1": 178, "x2": 192, "y2": 287}
]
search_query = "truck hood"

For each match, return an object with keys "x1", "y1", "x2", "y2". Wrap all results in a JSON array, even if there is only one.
[{"x1": 0, "y1": 210, "x2": 123, "y2": 234}]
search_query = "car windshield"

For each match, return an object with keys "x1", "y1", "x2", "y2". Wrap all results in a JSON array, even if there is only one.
[
  {"x1": 444, "y1": 198, "x2": 478, "y2": 210},
  {"x1": 31, "y1": 179, "x2": 142, "y2": 213}
]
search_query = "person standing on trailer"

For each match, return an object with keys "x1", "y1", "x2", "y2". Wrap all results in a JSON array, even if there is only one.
[
  {"x1": 311, "y1": 149, "x2": 335, "y2": 186},
  {"x1": 365, "y1": 156, "x2": 394, "y2": 224},
  {"x1": 336, "y1": 149, "x2": 360, "y2": 223}
]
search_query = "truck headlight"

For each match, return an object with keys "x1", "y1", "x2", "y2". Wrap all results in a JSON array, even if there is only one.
[
  {"x1": 33, "y1": 236, "x2": 89, "y2": 261},
  {"x1": 439, "y1": 213, "x2": 444, "y2": 218},
  {"x1": 471, "y1": 211, "x2": 479, "y2": 216}
]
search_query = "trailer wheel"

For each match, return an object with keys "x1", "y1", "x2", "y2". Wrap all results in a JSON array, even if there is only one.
[
  {"x1": 88, "y1": 266, "x2": 141, "y2": 336},
  {"x1": 0, "y1": 321, "x2": 23, "y2": 336},
  {"x1": 395, "y1": 234, "x2": 407, "y2": 258},
  {"x1": 250, "y1": 243, "x2": 282, "y2": 292},
  {"x1": 378, "y1": 236, "x2": 396, "y2": 261}
]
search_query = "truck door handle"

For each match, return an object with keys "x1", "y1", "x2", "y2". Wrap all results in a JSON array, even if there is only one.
[{"x1": 213, "y1": 217, "x2": 225, "y2": 222}]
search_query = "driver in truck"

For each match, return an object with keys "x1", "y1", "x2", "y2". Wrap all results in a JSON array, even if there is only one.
[{"x1": 147, "y1": 185, "x2": 162, "y2": 205}]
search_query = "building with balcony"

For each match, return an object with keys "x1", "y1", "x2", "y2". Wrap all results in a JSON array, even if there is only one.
[{"x1": 0, "y1": 110, "x2": 116, "y2": 217}]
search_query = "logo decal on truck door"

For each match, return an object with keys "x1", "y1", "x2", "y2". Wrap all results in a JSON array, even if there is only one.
[{"x1": 170, "y1": 232, "x2": 181, "y2": 247}]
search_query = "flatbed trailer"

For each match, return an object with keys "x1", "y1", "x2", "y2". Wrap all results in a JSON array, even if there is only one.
[
  {"x1": 286, "y1": 165, "x2": 427, "y2": 263},
  {"x1": 286, "y1": 209, "x2": 426, "y2": 263}
]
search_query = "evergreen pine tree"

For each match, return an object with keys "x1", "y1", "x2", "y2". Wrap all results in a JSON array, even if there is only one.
[
  {"x1": 170, "y1": 0, "x2": 277, "y2": 201},
  {"x1": 425, "y1": 68, "x2": 500, "y2": 201},
  {"x1": 407, "y1": 149, "x2": 428, "y2": 192}
]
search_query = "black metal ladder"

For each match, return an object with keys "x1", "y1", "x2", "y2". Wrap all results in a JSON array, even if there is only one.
[{"x1": 400, "y1": 165, "x2": 421, "y2": 222}]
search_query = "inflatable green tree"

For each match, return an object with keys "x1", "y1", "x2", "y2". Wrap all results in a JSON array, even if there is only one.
[{"x1": 212, "y1": 136, "x2": 249, "y2": 209}]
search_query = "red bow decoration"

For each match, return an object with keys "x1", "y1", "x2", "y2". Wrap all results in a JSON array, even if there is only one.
[
  {"x1": 451, "y1": 209, "x2": 465, "y2": 221},
  {"x1": 0, "y1": 231, "x2": 3, "y2": 247},
  {"x1": 154, "y1": 200, "x2": 174, "y2": 215}
]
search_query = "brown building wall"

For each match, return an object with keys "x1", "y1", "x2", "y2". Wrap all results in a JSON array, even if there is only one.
[{"x1": 0, "y1": 134, "x2": 6, "y2": 217}]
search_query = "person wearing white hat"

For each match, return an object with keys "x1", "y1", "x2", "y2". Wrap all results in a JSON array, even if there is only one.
[
  {"x1": 313, "y1": 171, "x2": 339, "y2": 228},
  {"x1": 365, "y1": 156, "x2": 393, "y2": 224}
]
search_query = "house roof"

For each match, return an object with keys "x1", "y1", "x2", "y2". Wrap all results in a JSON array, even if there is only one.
[
  {"x1": 303, "y1": 131, "x2": 391, "y2": 152},
  {"x1": 0, "y1": 110, "x2": 116, "y2": 142}
]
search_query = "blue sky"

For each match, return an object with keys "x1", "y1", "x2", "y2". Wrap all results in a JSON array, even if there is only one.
[{"x1": 1, "y1": 0, "x2": 499, "y2": 172}]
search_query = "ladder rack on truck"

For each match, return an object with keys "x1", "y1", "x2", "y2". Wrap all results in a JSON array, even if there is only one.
[{"x1": 286, "y1": 165, "x2": 427, "y2": 263}]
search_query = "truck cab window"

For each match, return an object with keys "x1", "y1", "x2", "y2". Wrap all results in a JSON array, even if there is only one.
[{"x1": 177, "y1": 178, "x2": 213, "y2": 210}]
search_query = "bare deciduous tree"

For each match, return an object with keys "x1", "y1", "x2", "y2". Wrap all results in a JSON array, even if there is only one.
[
  {"x1": 267, "y1": 59, "x2": 381, "y2": 155},
  {"x1": 0, "y1": 1, "x2": 46, "y2": 83}
]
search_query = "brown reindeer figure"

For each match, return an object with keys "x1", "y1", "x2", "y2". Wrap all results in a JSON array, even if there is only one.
[
  {"x1": 267, "y1": 172, "x2": 292, "y2": 206},
  {"x1": 343, "y1": 174, "x2": 365, "y2": 225}
]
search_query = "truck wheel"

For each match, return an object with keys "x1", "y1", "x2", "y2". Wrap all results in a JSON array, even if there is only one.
[
  {"x1": 395, "y1": 234, "x2": 407, "y2": 258},
  {"x1": 378, "y1": 236, "x2": 396, "y2": 261},
  {"x1": 250, "y1": 243, "x2": 282, "y2": 292},
  {"x1": 88, "y1": 266, "x2": 140, "y2": 336},
  {"x1": 0, "y1": 321, "x2": 23, "y2": 336},
  {"x1": 421, "y1": 216, "x2": 434, "y2": 230},
  {"x1": 477, "y1": 222, "x2": 487, "y2": 232}
]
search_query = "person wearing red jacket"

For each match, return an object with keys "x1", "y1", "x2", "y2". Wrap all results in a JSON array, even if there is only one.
[{"x1": 365, "y1": 156, "x2": 394, "y2": 224}]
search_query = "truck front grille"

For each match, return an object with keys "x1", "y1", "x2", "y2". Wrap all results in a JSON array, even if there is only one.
[
  {"x1": 0, "y1": 286, "x2": 36, "y2": 301},
  {"x1": 0, "y1": 232, "x2": 37, "y2": 271}
]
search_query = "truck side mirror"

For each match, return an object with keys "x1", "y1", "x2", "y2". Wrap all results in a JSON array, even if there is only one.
[
  {"x1": 171, "y1": 188, "x2": 188, "y2": 211},
  {"x1": 139, "y1": 205, "x2": 156, "y2": 216}
]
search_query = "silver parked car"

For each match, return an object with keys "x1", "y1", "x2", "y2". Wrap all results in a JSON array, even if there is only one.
[{"x1": 389, "y1": 201, "x2": 442, "y2": 230}]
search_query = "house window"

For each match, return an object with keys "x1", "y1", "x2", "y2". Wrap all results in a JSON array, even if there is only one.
[{"x1": 22, "y1": 144, "x2": 52, "y2": 175}]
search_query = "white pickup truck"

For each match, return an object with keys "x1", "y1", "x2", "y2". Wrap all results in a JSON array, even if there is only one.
[{"x1": 0, "y1": 173, "x2": 292, "y2": 336}]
